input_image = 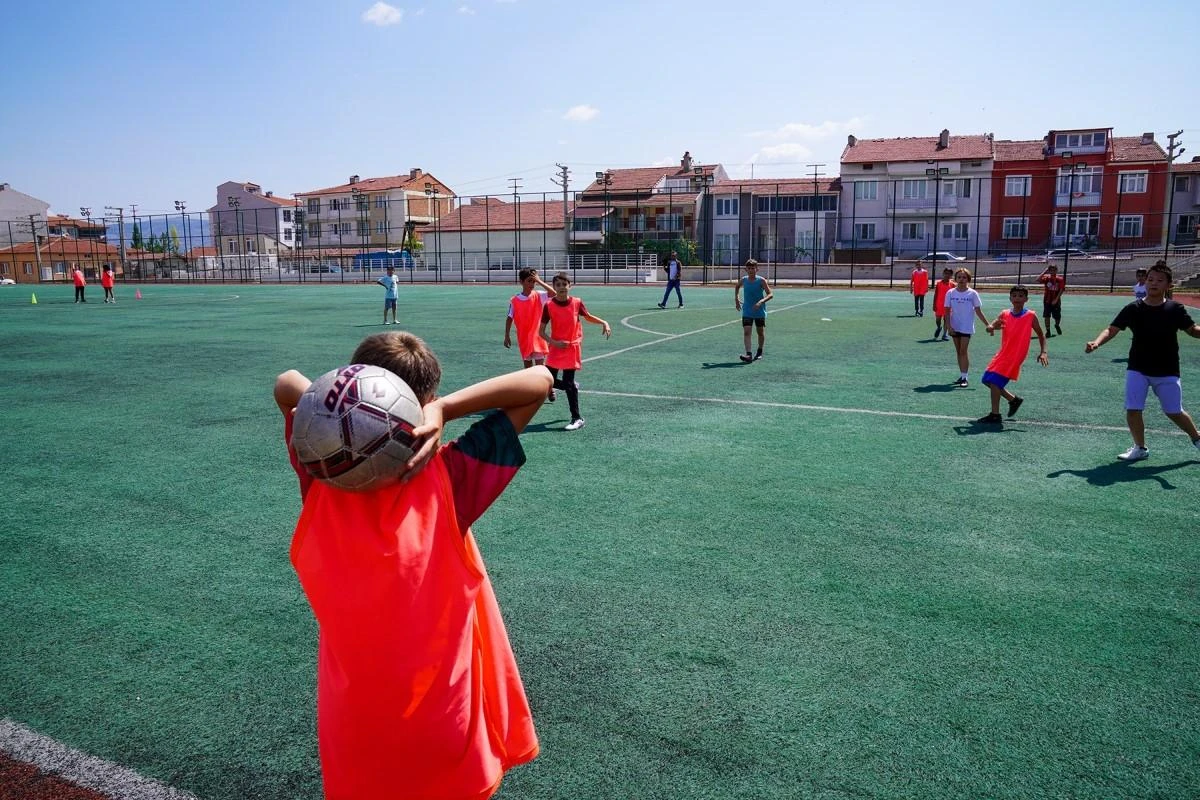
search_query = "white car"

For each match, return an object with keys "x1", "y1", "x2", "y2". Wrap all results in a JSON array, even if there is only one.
[
  {"x1": 0, "y1": 278, "x2": 16, "y2": 286},
  {"x1": 1043, "y1": 248, "x2": 1092, "y2": 261},
  {"x1": 918, "y1": 252, "x2": 966, "y2": 262}
]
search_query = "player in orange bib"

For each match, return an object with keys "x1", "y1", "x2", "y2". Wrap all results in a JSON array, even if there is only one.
[
  {"x1": 539, "y1": 271, "x2": 610, "y2": 431},
  {"x1": 101, "y1": 265, "x2": 116, "y2": 303},
  {"x1": 909, "y1": 259, "x2": 929, "y2": 317},
  {"x1": 503, "y1": 268, "x2": 556, "y2": 402},
  {"x1": 275, "y1": 331, "x2": 551, "y2": 800},
  {"x1": 932, "y1": 267, "x2": 953, "y2": 341},
  {"x1": 977, "y1": 285, "x2": 1049, "y2": 424}
]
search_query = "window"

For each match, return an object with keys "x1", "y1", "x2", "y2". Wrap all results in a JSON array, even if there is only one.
[
  {"x1": 854, "y1": 223, "x2": 876, "y2": 240},
  {"x1": 24, "y1": 262, "x2": 33, "y2": 275},
  {"x1": 375, "y1": 196, "x2": 387, "y2": 209},
  {"x1": 355, "y1": 199, "x2": 369, "y2": 212},
  {"x1": 376, "y1": 221, "x2": 386, "y2": 235},
  {"x1": 246, "y1": 239, "x2": 255, "y2": 253},
  {"x1": 1177, "y1": 215, "x2": 1199, "y2": 235},
  {"x1": 956, "y1": 179, "x2": 972, "y2": 198},
  {"x1": 1118, "y1": 172, "x2": 1148, "y2": 194},
  {"x1": 329, "y1": 198, "x2": 343, "y2": 211},
  {"x1": 308, "y1": 222, "x2": 320, "y2": 238},
  {"x1": 714, "y1": 233, "x2": 739, "y2": 263},
  {"x1": 282, "y1": 209, "x2": 292, "y2": 222},
  {"x1": 329, "y1": 224, "x2": 340, "y2": 237},
  {"x1": 1174, "y1": 175, "x2": 1191, "y2": 193},
  {"x1": 307, "y1": 198, "x2": 321, "y2": 214},
  {"x1": 942, "y1": 223, "x2": 969, "y2": 240},
  {"x1": 0, "y1": 263, "x2": 6, "y2": 274},
  {"x1": 1115, "y1": 215, "x2": 1143, "y2": 238},
  {"x1": 228, "y1": 239, "x2": 238, "y2": 253},
  {"x1": 1054, "y1": 212, "x2": 1100, "y2": 237},
  {"x1": 626, "y1": 214, "x2": 646, "y2": 231},
  {"x1": 1003, "y1": 218, "x2": 1028, "y2": 239},
  {"x1": 900, "y1": 222, "x2": 925, "y2": 240},
  {"x1": 902, "y1": 180, "x2": 928, "y2": 199},
  {"x1": 1005, "y1": 176, "x2": 1031, "y2": 197},
  {"x1": 574, "y1": 217, "x2": 600, "y2": 232},
  {"x1": 658, "y1": 213, "x2": 683, "y2": 232},
  {"x1": 339, "y1": 222, "x2": 352, "y2": 235},
  {"x1": 942, "y1": 181, "x2": 956, "y2": 198},
  {"x1": 853, "y1": 181, "x2": 878, "y2": 200},
  {"x1": 1054, "y1": 131, "x2": 1106, "y2": 149},
  {"x1": 283, "y1": 229, "x2": 292, "y2": 241},
  {"x1": 716, "y1": 198, "x2": 739, "y2": 216},
  {"x1": 1057, "y1": 167, "x2": 1102, "y2": 195}
]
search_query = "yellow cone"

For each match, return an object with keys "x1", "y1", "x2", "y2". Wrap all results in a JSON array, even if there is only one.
[{"x1": 31, "y1": 293, "x2": 37, "y2": 304}]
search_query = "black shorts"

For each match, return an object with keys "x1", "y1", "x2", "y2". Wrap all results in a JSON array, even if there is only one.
[
  {"x1": 742, "y1": 317, "x2": 765, "y2": 329},
  {"x1": 1043, "y1": 301, "x2": 1061, "y2": 320},
  {"x1": 952, "y1": 331, "x2": 970, "y2": 339}
]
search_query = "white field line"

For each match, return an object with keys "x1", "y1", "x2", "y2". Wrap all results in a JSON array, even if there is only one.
[
  {"x1": 595, "y1": 297, "x2": 832, "y2": 362},
  {"x1": 577, "y1": 388, "x2": 1195, "y2": 437},
  {"x1": 0, "y1": 718, "x2": 199, "y2": 800}
]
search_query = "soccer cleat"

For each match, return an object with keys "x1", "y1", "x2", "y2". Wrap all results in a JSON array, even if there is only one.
[
  {"x1": 753, "y1": 351, "x2": 763, "y2": 361},
  {"x1": 941, "y1": 335, "x2": 950, "y2": 342},
  {"x1": 1007, "y1": 396, "x2": 1024, "y2": 418},
  {"x1": 956, "y1": 377, "x2": 969, "y2": 387},
  {"x1": 565, "y1": 418, "x2": 586, "y2": 431},
  {"x1": 657, "y1": 302, "x2": 666, "y2": 309},
  {"x1": 678, "y1": 304, "x2": 684, "y2": 308},
  {"x1": 1117, "y1": 445, "x2": 1149, "y2": 462},
  {"x1": 1055, "y1": 323, "x2": 1063, "y2": 335},
  {"x1": 740, "y1": 353, "x2": 753, "y2": 363},
  {"x1": 976, "y1": 412, "x2": 1003, "y2": 424},
  {"x1": 547, "y1": 389, "x2": 556, "y2": 403}
]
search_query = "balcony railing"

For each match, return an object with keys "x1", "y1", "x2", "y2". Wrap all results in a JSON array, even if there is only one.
[
  {"x1": 1054, "y1": 192, "x2": 1102, "y2": 208},
  {"x1": 887, "y1": 195, "x2": 959, "y2": 215}
]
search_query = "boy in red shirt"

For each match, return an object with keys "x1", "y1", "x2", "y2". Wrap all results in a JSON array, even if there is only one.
[
  {"x1": 72, "y1": 267, "x2": 86, "y2": 303},
  {"x1": 101, "y1": 265, "x2": 116, "y2": 303},
  {"x1": 1038, "y1": 265, "x2": 1065, "y2": 336},
  {"x1": 539, "y1": 271, "x2": 611, "y2": 431},
  {"x1": 976, "y1": 286, "x2": 1049, "y2": 424},
  {"x1": 909, "y1": 260, "x2": 929, "y2": 318},
  {"x1": 275, "y1": 332, "x2": 550, "y2": 800},
  {"x1": 932, "y1": 267, "x2": 953, "y2": 341},
  {"x1": 503, "y1": 268, "x2": 556, "y2": 401}
]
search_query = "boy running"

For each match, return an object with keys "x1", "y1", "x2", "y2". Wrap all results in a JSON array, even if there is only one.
[
  {"x1": 1085, "y1": 262, "x2": 1200, "y2": 460},
  {"x1": 976, "y1": 286, "x2": 1049, "y2": 424},
  {"x1": 539, "y1": 272, "x2": 611, "y2": 431},
  {"x1": 735, "y1": 259, "x2": 774, "y2": 362},
  {"x1": 504, "y1": 268, "x2": 556, "y2": 401},
  {"x1": 944, "y1": 268, "x2": 990, "y2": 387}
]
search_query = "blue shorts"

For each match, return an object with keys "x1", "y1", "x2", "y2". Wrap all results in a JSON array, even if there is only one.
[
  {"x1": 1124, "y1": 370, "x2": 1183, "y2": 415},
  {"x1": 981, "y1": 371, "x2": 1010, "y2": 390},
  {"x1": 384, "y1": 298, "x2": 397, "y2": 311}
]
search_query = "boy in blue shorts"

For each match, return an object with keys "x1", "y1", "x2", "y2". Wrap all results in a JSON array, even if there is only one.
[
  {"x1": 734, "y1": 259, "x2": 773, "y2": 362},
  {"x1": 377, "y1": 265, "x2": 401, "y2": 325},
  {"x1": 1085, "y1": 263, "x2": 1200, "y2": 461}
]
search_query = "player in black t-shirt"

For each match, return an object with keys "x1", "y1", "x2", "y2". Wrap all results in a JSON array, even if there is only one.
[{"x1": 1085, "y1": 263, "x2": 1200, "y2": 462}]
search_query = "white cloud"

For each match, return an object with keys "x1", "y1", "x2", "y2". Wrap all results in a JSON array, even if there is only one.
[
  {"x1": 458, "y1": 5, "x2": 476, "y2": 14},
  {"x1": 748, "y1": 117, "x2": 866, "y2": 141},
  {"x1": 414, "y1": 7, "x2": 425, "y2": 14},
  {"x1": 751, "y1": 142, "x2": 815, "y2": 162},
  {"x1": 563, "y1": 104, "x2": 599, "y2": 122},
  {"x1": 362, "y1": 2, "x2": 403, "y2": 25},
  {"x1": 743, "y1": 116, "x2": 867, "y2": 172}
]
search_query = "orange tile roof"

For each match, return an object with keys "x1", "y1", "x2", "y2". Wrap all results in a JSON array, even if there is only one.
[
  {"x1": 1173, "y1": 158, "x2": 1200, "y2": 174},
  {"x1": 713, "y1": 177, "x2": 842, "y2": 194},
  {"x1": 186, "y1": 246, "x2": 218, "y2": 258},
  {"x1": 297, "y1": 173, "x2": 455, "y2": 197},
  {"x1": 0, "y1": 236, "x2": 120, "y2": 258},
  {"x1": 582, "y1": 164, "x2": 721, "y2": 193},
  {"x1": 430, "y1": 200, "x2": 571, "y2": 233},
  {"x1": 47, "y1": 214, "x2": 104, "y2": 229},
  {"x1": 261, "y1": 194, "x2": 299, "y2": 207},
  {"x1": 841, "y1": 135, "x2": 994, "y2": 164},
  {"x1": 994, "y1": 139, "x2": 1048, "y2": 162},
  {"x1": 1110, "y1": 136, "x2": 1167, "y2": 163}
]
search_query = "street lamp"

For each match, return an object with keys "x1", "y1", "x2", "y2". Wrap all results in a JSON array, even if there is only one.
[
  {"x1": 174, "y1": 201, "x2": 189, "y2": 274},
  {"x1": 595, "y1": 171, "x2": 613, "y2": 254},
  {"x1": 1059, "y1": 152, "x2": 1088, "y2": 279},
  {"x1": 351, "y1": 187, "x2": 368, "y2": 264},
  {"x1": 925, "y1": 165, "x2": 949, "y2": 263},
  {"x1": 424, "y1": 182, "x2": 440, "y2": 272},
  {"x1": 694, "y1": 165, "x2": 714, "y2": 280},
  {"x1": 227, "y1": 195, "x2": 242, "y2": 282}
]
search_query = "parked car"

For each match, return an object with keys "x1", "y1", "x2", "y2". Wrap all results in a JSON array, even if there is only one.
[
  {"x1": 0, "y1": 278, "x2": 15, "y2": 286},
  {"x1": 918, "y1": 252, "x2": 966, "y2": 262},
  {"x1": 1043, "y1": 248, "x2": 1093, "y2": 261}
]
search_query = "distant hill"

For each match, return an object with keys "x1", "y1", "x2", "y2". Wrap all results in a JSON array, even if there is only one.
[{"x1": 105, "y1": 214, "x2": 211, "y2": 250}]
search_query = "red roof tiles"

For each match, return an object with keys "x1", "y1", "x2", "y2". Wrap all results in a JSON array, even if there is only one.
[
  {"x1": 297, "y1": 173, "x2": 454, "y2": 197},
  {"x1": 841, "y1": 135, "x2": 994, "y2": 164},
  {"x1": 1110, "y1": 136, "x2": 1167, "y2": 163},
  {"x1": 431, "y1": 200, "x2": 571, "y2": 233},
  {"x1": 713, "y1": 177, "x2": 842, "y2": 195}
]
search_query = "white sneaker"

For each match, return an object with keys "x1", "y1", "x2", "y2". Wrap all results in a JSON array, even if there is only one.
[
  {"x1": 565, "y1": 418, "x2": 586, "y2": 431},
  {"x1": 1117, "y1": 445, "x2": 1149, "y2": 462}
]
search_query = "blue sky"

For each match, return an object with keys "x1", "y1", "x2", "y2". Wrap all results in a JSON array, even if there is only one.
[{"x1": 1, "y1": 0, "x2": 1197, "y2": 217}]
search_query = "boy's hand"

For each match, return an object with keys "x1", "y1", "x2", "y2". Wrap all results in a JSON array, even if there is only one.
[
  {"x1": 503, "y1": 334, "x2": 511, "y2": 349},
  {"x1": 403, "y1": 399, "x2": 445, "y2": 482},
  {"x1": 986, "y1": 325, "x2": 995, "y2": 335},
  {"x1": 735, "y1": 299, "x2": 742, "y2": 311},
  {"x1": 602, "y1": 322, "x2": 611, "y2": 339},
  {"x1": 1084, "y1": 341, "x2": 1099, "y2": 353},
  {"x1": 1037, "y1": 352, "x2": 1049, "y2": 366}
]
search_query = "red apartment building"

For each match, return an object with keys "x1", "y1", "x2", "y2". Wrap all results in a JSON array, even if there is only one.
[{"x1": 989, "y1": 128, "x2": 1167, "y2": 254}]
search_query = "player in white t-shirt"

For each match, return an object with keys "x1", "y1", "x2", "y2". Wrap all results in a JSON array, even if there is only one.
[{"x1": 943, "y1": 267, "x2": 990, "y2": 387}]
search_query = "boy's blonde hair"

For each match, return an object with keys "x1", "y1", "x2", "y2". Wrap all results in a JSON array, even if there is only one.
[
  {"x1": 351, "y1": 331, "x2": 441, "y2": 403},
  {"x1": 954, "y1": 267, "x2": 972, "y2": 280}
]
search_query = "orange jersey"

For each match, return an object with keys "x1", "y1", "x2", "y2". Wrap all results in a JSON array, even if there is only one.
[
  {"x1": 72, "y1": 270, "x2": 85, "y2": 287},
  {"x1": 985, "y1": 308, "x2": 1036, "y2": 381},
  {"x1": 287, "y1": 413, "x2": 538, "y2": 800},
  {"x1": 542, "y1": 296, "x2": 585, "y2": 370},
  {"x1": 508, "y1": 291, "x2": 548, "y2": 358},
  {"x1": 910, "y1": 268, "x2": 929, "y2": 295},
  {"x1": 933, "y1": 279, "x2": 953, "y2": 315},
  {"x1": 101, "y1": 271, "x2": 114, "y2": 289}
]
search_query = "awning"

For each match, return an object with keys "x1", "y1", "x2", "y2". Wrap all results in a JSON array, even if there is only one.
[{"x1": 572, "y1": 206, "x2": 611, "y2": 218}]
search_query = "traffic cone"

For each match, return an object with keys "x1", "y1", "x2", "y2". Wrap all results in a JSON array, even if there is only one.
[
  {"x1": 135, "y1": 289, "x2": 142, "y2": 300},
  {"x1": 30, "y1": 293, "x2": 37, "y2": 304}
]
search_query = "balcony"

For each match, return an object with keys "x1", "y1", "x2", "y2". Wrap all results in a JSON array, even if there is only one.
[
  {"x1": 1054, "y1": 192, "x2": 1102, "y2": 208},
  {"x1": 886, "y1": 195, "x2": 958, "y2": 216},
  {"x1": 570, "y1": 230, "x2": 603, "y2": 243}
]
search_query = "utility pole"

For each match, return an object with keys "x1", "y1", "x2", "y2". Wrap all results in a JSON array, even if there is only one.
[
  {"x1": 551, "y1": 163, "x2": 570, "y2": 264},
  {"x1": 22, "y1": 214, "x2": 44, "y2": 277},
  {"x1": 508, "y1": 178, "x2": 523, "y2": 270},
  {"x1": 806, "y1": 163, "x2": 826, "y2": 285},
  {"x1": 1163, "y1": 130, "x2": 1185, "y2": 259},
  {"x1": 105, "y1": 206, "x2": 127, "y2": 277}
]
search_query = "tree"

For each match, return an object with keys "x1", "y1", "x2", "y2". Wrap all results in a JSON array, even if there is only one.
[
  {"x1": 169, "y1": 226, "x2": 180, "y2": 254},
  {"x1": 130, "y1": 223, "x2": 144, "y2": 250}
]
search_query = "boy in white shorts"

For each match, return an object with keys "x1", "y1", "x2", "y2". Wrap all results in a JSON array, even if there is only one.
[{"x1": 1085, "y1": 263, "x2": 1200, "y2": 461}]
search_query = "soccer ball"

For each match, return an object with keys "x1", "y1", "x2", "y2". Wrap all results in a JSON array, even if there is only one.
[{"x1": 291, "y1": 364, "x2": 424, "y2": 492}]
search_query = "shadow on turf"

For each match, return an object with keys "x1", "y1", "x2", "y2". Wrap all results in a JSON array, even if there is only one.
[
  {"x1": 913, "y1": 383, "x2": 961, "y2": 393},
  {"x1": 701, "y1": 360, "x2": 752, "y2": 369},
  {"x1": 953, "y1": 421, "x2": 1022, "y2": 436},
  {"x1": 1047, "y1": 460, "x2": 1197, "y2": 490}
]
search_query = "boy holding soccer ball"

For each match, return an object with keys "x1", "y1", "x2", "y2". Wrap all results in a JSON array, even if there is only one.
[{"x1": 274, "y1": 331, "x2": 550, "y2": 800}]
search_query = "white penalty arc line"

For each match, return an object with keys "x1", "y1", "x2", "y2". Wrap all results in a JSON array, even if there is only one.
[
  {"x1": 0, "y1": 718, "x2": 199, "y2": 799},
  {"x1": 596, "y1": 297, "x2": 832, "y2": 362},
  {"x1": 576, "y1": 389, "x2": 1193, "y2": 437}
]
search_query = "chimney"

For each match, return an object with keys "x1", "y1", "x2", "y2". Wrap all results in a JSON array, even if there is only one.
[
  {"x1": 937, "y1": 129, "x2": 950, "y2": 150},
  {"x1": 681, "y1": 151, "x2": 693, "y2": 172},
  {"x1": 349, "y1": 175, "x2": 360, "y2": 184},
  {"x1": 847, "y1": 135, "x2": 857, "y2": 147},
  {"x1": 409, "y1": 168, "x2": 422, "y2": 180},
  {"x1": 1192, "y1": 156, "x2": 1200, "y2": 163},
  {"x1": 1141, "y1": 132, "x2": 1154, "y2": 145},
  {"x1": 265, "y1": 191, "x2": 273, "y2": 198}
]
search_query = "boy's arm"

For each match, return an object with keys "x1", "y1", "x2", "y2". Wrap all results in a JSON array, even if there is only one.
[
  {"x1": 582, "y1": 311, "x2": 612, "y2": 338},
  {"x1": 1030, "y1": 317, "x2": 1049, "y2": 366},
  {"x1": 757, "y1": 279, "x2": 774, "y2": 306},
  {"x1": 734, "y1": 280, "x2": 742, "y2": 309},
  {"x1": 404, "y1": 366, "x2": 553, "y2": 478},
  {"x1": 974, "y1": 304, "x2": 989, "y2": 326},
  {"x1": 1085, "y1": 325, "x2": 1121, "y2": 353},
  {"x1": 1186, "y1": 324, "x2": 1200, "y2": 340},
  {"x1": 534, "y1": 275, "x2": 555, "y2": 293},
  {"x1": 503, "y1": 315, "x2": 514, "y2": 348},
  {"x1": 986, "y1": 312, "x2": 1004, "y2": 335},
  {"x1": 274, "y1": 370, "x2": 310, "y2": 415}
]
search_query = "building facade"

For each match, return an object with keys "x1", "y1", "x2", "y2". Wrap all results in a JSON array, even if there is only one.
[
  {"x1": 709, "y1": 178, "x2": 842, "y2": 265},
  {"x1": 1166, "y1": 157, "x2": 1200, "y2": 247},
  {"x1": 208, "y1": 180, "x2": 299, "y2": 257},
  {"x1": 0, "y1": 184, "x2": 51, "y2": 247}
]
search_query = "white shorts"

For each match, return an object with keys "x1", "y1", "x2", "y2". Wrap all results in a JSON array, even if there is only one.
[{"x1": 1124, "y1": 370, "x2": 1183, "y2": 415}]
